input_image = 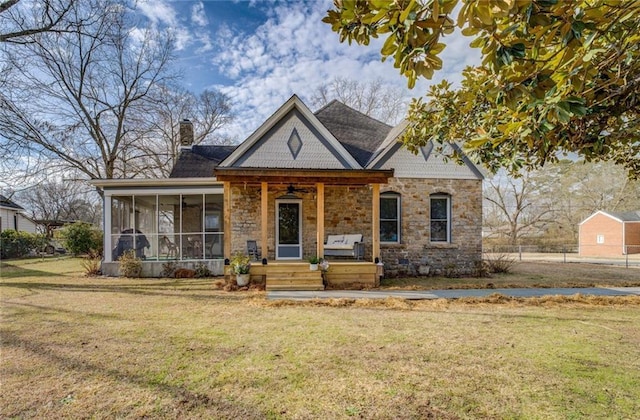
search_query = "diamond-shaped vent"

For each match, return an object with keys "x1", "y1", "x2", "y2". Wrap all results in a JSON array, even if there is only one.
[{"x1": 287, "y1": 128, "x2": 302, "y2": 159}]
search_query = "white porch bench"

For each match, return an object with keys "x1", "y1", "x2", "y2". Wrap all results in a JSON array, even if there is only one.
[{"x1": 323, "y1": 234, "x2": 364, "y2": 260}]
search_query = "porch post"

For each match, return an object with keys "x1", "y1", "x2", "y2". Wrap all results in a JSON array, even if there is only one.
[
  {"x1": 261, "y1": 182, "x2": 268, "y2": 259},
  {"x1": 104, "y1": 194, "x2": 112, "y2": 262},
  {"x1": 372, "y1": 183, "x2": 380, "y2": 262},
  {"x1": 223, "y1": 181, "x2": 231, "y2": 259},
  {"x1": 316, "y1": 182, "x2": 324, "y2": 257}
]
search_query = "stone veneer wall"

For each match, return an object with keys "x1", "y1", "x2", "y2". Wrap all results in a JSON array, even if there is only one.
[
  {"x1": 229, "y1": 184, "x2": 262, "y2": 257},
  {"x1": 380, "y1": 178, "x2": 483, "y2": 275},
  {"x1": 323, "y1": 185, "x2": 372, "y2": 260},
  {"x1": 229, "y1": 184, "x2": 372, "y2": 260},
  {"x1": 229, "y1": 179, "x2": 482, "y2": 274}
]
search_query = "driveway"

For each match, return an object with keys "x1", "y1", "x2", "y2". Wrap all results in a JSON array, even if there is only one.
[{"x1": 267, "y1": 287, "x2": 640, "y2": 301}]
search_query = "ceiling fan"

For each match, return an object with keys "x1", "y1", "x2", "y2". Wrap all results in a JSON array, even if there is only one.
[
  {"x1": 278, "y1": 183, "x2": 308, "y2": 199},
  {"x1": 286, "y1": 184, "x2": 308, "y2": 194}
]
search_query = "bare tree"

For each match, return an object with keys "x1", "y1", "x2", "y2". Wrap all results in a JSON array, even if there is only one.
[
  {"x1": 0, "y1": 0, "x2": 176, "y2": 185},
  {"x1": 309, "y1": 77, "x2": 408, "y2": 125},
  {"x1": 133, "y1": 86, "x2": 235, "y2": 178},
  {"x1": 17, "y1": 179, "x2": 101, "y2": 225},
  {"x1": 484, "y1": 170, "x2": 556, "y2": 246},
  {"x1": 0, "y1": 0, "x2": 75, "y2": 43}
]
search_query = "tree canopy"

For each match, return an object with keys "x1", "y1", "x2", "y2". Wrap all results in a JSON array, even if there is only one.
[{"x1": 323, "y1": 0, "x2": 640, "y2": 176}]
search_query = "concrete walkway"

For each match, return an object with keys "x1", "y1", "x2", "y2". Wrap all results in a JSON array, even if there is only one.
[{"x1": 267, "y1": 287, "x2": 640, "y2": 301}]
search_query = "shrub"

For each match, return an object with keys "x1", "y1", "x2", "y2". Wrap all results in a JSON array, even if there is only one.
[
  {"x1": 0, "y1": 230, "x2": 45, "y2": 259},
  {"x1": 194, "y1": 262, "x2": 212, "y2": 278},
  {"x1": 58, "y1": 222, "x2": 103, "y2": 256},
  {"x1": 443, "y1": 263, "x2": 460, "y2": 278},
  {"x1": 472, "y1": 259, "x2": 491, "y2": 278},
  {"x1": 161, "y1": 261, "x2": 177, "y2": 278},
  {"x1": 81, "y1": 251, "x2": 102, "y2": 276},
  {"x1": 118, "y1": 250, "x2": 142, "y2": 277},
  {"x1": 485, "y1": 253, "x2": 516, "y2": 274}
]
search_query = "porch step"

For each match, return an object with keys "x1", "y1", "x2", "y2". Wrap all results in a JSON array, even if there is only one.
[{"x1": 266, "y1": 269, "x2": 324, "y2": 291}]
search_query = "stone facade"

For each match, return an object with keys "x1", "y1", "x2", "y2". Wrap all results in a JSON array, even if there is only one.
[
  {"x1": 380, "y1": 178, "x2": 483, "y2": 275},
  {"x1": 228, "y1": 178, "x2": 483, "y2": 275},
  {"x1": 230, "y1": 184, "x2": 372, "y2": 260}
]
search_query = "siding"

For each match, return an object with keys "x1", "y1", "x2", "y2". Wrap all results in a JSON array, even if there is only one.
[
  {"x1": 624, "y1": 223, "x2": 640, "y2": 254},
  {"x1": 0, "y1": 209, "x2": 37, "y2": 233},
  {"x1": 579, "y1": 213, "x2": 624, "y2": 256}
]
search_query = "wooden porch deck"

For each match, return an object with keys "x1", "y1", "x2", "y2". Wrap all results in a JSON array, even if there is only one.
[{"x1": 225, "y1": 260, "x2": 380, "y2": 291}]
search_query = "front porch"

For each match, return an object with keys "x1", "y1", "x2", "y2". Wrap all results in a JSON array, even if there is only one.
[{"x1": 224, "y1": 260, "x2": 381, "y2": 291}]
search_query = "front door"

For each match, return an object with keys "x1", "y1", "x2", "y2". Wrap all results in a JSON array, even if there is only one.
[{"x1": 276, "y1": 200, "x2": 302, "y2": 259}]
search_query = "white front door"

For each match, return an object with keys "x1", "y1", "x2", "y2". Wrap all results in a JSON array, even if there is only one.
[{"x1": 276, "y1": 200, "x2": 302, "y2": 259}]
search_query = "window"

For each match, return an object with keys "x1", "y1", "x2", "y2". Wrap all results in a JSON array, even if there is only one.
[
  {"x1": 430, "y1": 194, "x2": 450, "y2": 242},
  {"x1": 597, "y1": 234, "x2": 604, "y2": 244},
  {"x1": 380, "y1": 193, "x2": 400, "y2": 243}
]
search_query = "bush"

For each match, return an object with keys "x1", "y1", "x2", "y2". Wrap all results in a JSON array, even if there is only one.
[
  {"x1": 0, "y1": 230, "x2": 45, "y2": 259},
  {"x1": 194, "y1": 262, "x2": 212, "y2": 278},
  {"x1": 118, "y1": 250, "x2": 142, "y2": 277},
  {"x1": 81, "y1": 251, "x2": 102, "y2": 276},
  {"x1": 58, "y1": 222, "x2": 103, "y2": 256},
  {"x1": 485, "y1": 253, "x2": 516, "y2": 274},
  {"x1": 161, "y1": 261, "x2": 177, "y2": 278}
]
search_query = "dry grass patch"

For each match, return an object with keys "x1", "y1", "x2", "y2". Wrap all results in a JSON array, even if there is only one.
[
  {"x1": 2, "y1": 258, "x2": 640, "y2": 418},
  {"x1": 383, "y1": 261, "x2": 640, "y2": 290}
]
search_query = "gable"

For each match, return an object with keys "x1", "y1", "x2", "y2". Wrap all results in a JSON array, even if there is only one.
[
  {"x1": 370, "y1": 140, "x2": 484, "y2": 180},
  {"x1": 220, "y1": 95, "x2": 361, "y2": 169},
  {"x1": 230, "y1": 109, "x2": 355, "y2": 169},
  {"x1": 580, "y1": 210, "x2": 624, "y2": 225}
]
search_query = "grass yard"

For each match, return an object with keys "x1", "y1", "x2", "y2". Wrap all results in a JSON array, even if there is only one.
[
  {"x1": 383, "y1": 260, "x2": 640, "y2": 290},
  {"x1": 1, "y1": 257, "x2": 640, "y2": 419}
]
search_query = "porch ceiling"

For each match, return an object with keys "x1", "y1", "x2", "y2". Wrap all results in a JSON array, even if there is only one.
[{"x1": 214, "y1": 167, "x2": 394, "y2": 185}]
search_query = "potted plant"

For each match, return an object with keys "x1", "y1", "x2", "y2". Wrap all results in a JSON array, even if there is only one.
[
  {"x1": 308, "y1": 255, "x2": 321, "y2": 271},
  {"x1": 230, "y1": 252, "x2": 251, "y2": 286}
]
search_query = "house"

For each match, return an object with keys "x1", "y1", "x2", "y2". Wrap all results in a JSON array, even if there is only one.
[
  {"x1": 0, "y1": 195, "x2": 37, "y2": 234},
  {"x1": 579, "y1": 210, "x2": 640, "y2": 256},
  {"x1": 92, "y1": 95, "x2": 484, "y2": 288}
]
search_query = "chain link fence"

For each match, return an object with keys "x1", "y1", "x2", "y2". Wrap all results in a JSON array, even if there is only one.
[{"x1": 484, "y1": 244, "x2": 640, "y2": 268}]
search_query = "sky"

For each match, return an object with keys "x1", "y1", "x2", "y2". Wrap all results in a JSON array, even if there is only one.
[{"x1": 141, "y1": 0, "x2": 481, "y2": 142}]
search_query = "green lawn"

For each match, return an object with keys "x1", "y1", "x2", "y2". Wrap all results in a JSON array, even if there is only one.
[{"x1": 1, "y1": 258, "x2": 639, "y2": 418}]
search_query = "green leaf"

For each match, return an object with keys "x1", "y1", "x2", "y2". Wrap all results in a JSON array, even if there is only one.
[{"x1": 381, "y1": 35, "x2": 396, "y2": 56}]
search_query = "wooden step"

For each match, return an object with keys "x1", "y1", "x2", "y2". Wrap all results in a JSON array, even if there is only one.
[
  {"x1": 266, "y1": 283, "x2": 324, "y2": 291},
  {"x1": 266, "y1": 270, "x2": 324, "y2": 291}
]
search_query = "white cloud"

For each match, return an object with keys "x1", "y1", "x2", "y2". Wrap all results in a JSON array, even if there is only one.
[
  {"x1": 156, "y1": 0, "x2": 480, "y2": 142},
  {"x1": 191, "y1": 2, "x2": 208, "y2": 27},
  {"x1": 136, "y1": 0, "x2": 177, "y2": 26}
]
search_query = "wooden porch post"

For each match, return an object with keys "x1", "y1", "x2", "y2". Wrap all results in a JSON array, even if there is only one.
[
  {"x1": 261, "y1": 182, "x2": 268, "y2": 259},
  {"x1": 223, "y1": 181, "x2": 231, "y2": 259},
  {"x1": 372, "y1": 183, "x2": 380, "y2": 262},
  {"x1": 317, "y1": 183, "x2": 324, "y2": 257}
]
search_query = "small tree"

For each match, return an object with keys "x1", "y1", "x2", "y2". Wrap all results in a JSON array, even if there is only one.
[{"x1": 58, "y1": 222, "x2": 102, "y2": 256}]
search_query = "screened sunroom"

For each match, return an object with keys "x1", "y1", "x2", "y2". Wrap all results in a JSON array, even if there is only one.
[{"x1": 93, "y1": 179, "x2": 226, "y2": 276}]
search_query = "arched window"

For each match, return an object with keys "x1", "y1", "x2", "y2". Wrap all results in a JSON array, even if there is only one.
[
  {"x1": 380, "y1": 192, "x2": 401, "y2": 243},
  {"x1": 430, "y1": 193, "x2": 451, "y2": 243}
]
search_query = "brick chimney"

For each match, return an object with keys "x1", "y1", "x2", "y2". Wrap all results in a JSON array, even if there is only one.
[{"x1": 179, "y1": 119, "x2": 194, "y2": 148}]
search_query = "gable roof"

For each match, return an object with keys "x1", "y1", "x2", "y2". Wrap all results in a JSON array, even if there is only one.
[
  {"x1": 169, "y1": 145, "x2": 236, "y2": 178},
  {"x1": 0, "y1": 194, "x2": 24, "y2": 210},
  {"x1": 314, "y1": 100, "x2": 392, "y2": 167},
  {"x1": 580, "y1": 210, "x2": 640, "y2": 225},
  {"x1": 219, "y1": 95, "x2": 361, "y2": 169},
  {"x1": 368, "y1": 129, "x2": 486, "y2": 180},
  {"x1": 609, "y1": 210, "x2": 640, "y2": 222}
]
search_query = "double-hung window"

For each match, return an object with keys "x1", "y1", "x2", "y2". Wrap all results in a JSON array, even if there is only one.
[
  {"x1": 380, "y1": 192, "x2": 400, "y2": 243},
  {"x1": 430, "y1": 194, "x2": 450, "y2": 242}
]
